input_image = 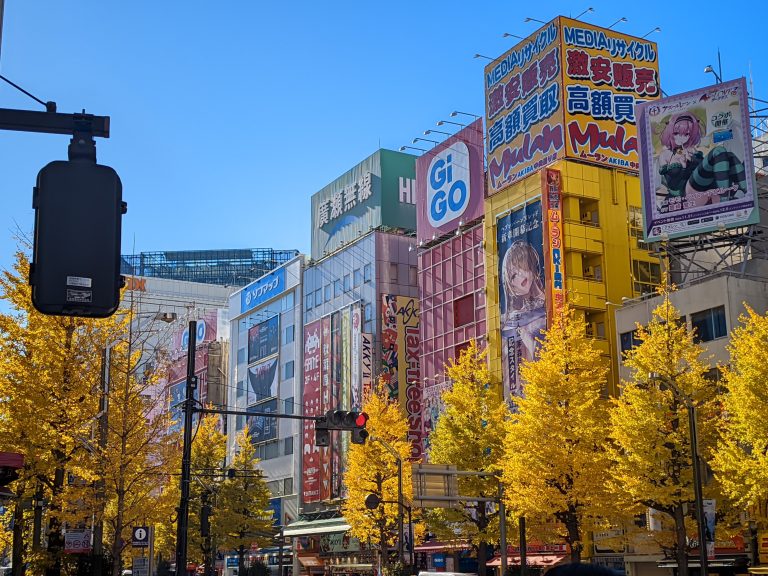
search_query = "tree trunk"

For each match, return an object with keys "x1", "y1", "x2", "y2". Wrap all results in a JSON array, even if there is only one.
[
  {"x1": 12, "y1": 494, "x2": 25, "y2": 576},
  {"x1": 477, "y1": 541, "x2": 488, "y2": 576},
  {"x1": 111, "y1": 485, "x2": 126, "y2": 576},
  {"x1": 44, "y1": 464, "x2": 66, "y2": 576},
  {"x1": 674, "y1": 504, "x2": 689, "y2": 576},
  {"x1": 565, "y1": 513, "x2": 582, "y2": 564}
]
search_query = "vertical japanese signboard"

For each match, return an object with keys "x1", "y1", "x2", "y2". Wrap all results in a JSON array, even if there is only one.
[
  {"x1": 301, "y1": 320, "x2": 322, "y2": 504},
  {"x1": 381, "y1": 295, "x2": 422, "y2": 460},
  {"x1": 321, "y1": 316, "x2": 332, "y2": 501},
  {"x1": 560, "y1": 16, "x2": 659, "y2": 170},
  {"x1": 542, "y1": 169, "x2": 566, "y2": 319},
  {"x1": 637, "y1": 78, "x2": 758, "y2": 240},
  {"x1": 351, "y1": 304, "x2": 362, "y2": 409},
  {"x1": 497, "y1": 201, "x2": 546, "y2": 400},
  {"x1": 361, "y1": 332, "x2": 373, "y2": 399},
  {"x1": 485, "y1": 21, "x2": 565, "y2": 194}
]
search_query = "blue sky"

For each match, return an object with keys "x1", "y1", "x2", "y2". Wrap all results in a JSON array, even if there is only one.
[{"x1": 0, "y1": 0, "x2": 764, "y2": 276}]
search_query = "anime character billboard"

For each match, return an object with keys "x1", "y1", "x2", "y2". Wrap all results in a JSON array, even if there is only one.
[
  {"x1": 497, "y1": 200, "x2": 546, "y2": 400},
  {"x1": 638, "y1": 78, "x2": 758, "y2": 241}
]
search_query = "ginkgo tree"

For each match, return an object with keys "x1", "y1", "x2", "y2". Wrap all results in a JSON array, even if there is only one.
[
  {"x1": 609, "y1": 285, "x2": 721, "y2": 576},
  {"x1": 426, "y1": 340, "x2": 509, "y2": 576},
  {"x1": 501, "y1": 304, "x2": 618, "y2": 562},
  {"x1": 342, "y1": 383, "x2": 414, "y2": 574},
  {"x1": 712, "y1": 306, "x2": 768, "y2": 526}
]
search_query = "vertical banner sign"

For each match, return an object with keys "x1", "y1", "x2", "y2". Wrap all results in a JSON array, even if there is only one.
[
  {"x1": 320, "y1": 316, "x2": 332, "y2": 501},
  {"x1": 637, "y1": 78, "x2": 758, "y2": 241},
  {"x1": 497, "y1": 201, "x2": 546, "y2": 400},
  {"x1": 542, "y1": 169, "x2": 566, "y2": 321},
  {"x1": 361, "y1": 333, "x2": 373, "y2": 398},
  {"x1": 382, "y1": 295, "x2": 422, "y2": 459},
  {"x1": 301, "y1": 320, "x2": 322, "y2": 504},
  {"x1": 485, "y1": 21, "x2": 565, "y2": 194},
  {"x1": 704, "y1": 499, "x2": 716, "y2": 560},
  {"x1": 351, "y1": 304, "x2": 362, "y2": 409},
  {"x1": 330, "y1": 311, "x2": 342, "y2": 499},
  {"x1": 340, "y1": 307, "x2": 351, "y2": 494},
  {"x1": 422, "y1": 380, "x2": 453, "y2": 458},
  {"x1": 560, "y1": 17, "x2": 659, "y2": 169}
]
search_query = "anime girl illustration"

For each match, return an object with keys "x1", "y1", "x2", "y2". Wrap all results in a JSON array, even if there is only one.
[
  {"x1": 657, "y1": 112, "x2": 748, "y2": 212},
  {"x1": 500, "y1": 241, "x2": 546, "y2": 363}
]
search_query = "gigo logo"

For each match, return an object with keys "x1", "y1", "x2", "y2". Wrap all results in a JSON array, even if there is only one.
[{"x1": 427, "y1": 141, "x2": 471, "y2": 228}]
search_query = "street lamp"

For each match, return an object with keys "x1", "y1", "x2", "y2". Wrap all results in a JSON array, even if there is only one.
[
  {"x1": 399, "y1": 145, "x2": 428, "y2": 154},
  {"x1": 450, "y1": 111, "x2": 481, "y2": 120},
  {"x1": 364, "y1": 493, "x2": 413, "y2": 567},
  {"x1": 424, "y1": 129, "x2": 451, "y2": 136},
  {"x1": 473, "y1": 53, "x2": 493, "y2": 61},
  {"x1": 607, "y1": 17, "x2": 627, "y2": 29},
  {"x1": 704, "y1": 65, "x2": 722, "y2": 84},
  {"x1": 370, "y1": 436, "x2": 407, "y2": 568},
  {"x1": 413, "y1": 137, "x2": 439, "y2": 146},
  {"x1": 437, "y1": 120, "x2": 465, "y2": 128},
  {"x1": 650, "y1": 372, "x2": 708, "y2": 576},
  {"x1": 523, "y1": 17, "x2": 547, "y2": 24}
]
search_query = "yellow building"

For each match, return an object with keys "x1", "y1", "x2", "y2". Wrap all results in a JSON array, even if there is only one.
[{"x1": 484, "y1": 160, "x2": 661, "y2": 396}]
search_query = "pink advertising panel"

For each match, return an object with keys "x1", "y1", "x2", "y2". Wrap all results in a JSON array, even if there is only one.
[
  {"x1": 416, "y1": 118, "x2": 485, "y2": 243},
  {"x1": 301, "y1": 320, "x2": 322, "y2": 504}
]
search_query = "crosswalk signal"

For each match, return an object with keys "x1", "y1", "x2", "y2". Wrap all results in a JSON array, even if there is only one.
[
  {"x1": 352, "y1": 412, "x2": 369, "y2": 445},
  {"x1": 31, "y1": 158, "x2": 126, "y2": 317}
]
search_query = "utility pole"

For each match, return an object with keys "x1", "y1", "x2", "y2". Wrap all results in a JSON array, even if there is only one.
[
  {"x1": 175, "y1": 320, "x2": 197, "y2": 576},
  {"x1": 92, "y1": 347, "x2": 110, "y2": 576}
]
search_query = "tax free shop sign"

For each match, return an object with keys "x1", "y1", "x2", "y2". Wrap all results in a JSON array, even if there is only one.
[{"x1": 415, "y1": 119, "x2": 485, "y2": 242}]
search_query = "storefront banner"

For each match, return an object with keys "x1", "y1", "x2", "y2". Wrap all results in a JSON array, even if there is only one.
[
  {"x1": 381, "y1": 295, "x2": 423, "y2": 460},
  {"x1": 561, "y1": 16, "x2": 659, "y2": 170},
  {"x1": 247, "y1": 315, "x2": 279, "y2": 365},
  {"x1": 542, "y1": 169, "x2": 566, "y2": 320},
  {"x1": 497, "y1": 200, "x2": 546, "y2": 400},
  {"x1": 351, "y1": 304, "x2": 362, "y2": 409},
  {"x1": 301, "y1": 320, "x2": 322, "y2": 504},
  {"x1": 485, "y1": 20, "x2": 565, "y2": 194},
  {"x1": 637, "y1": 78, "x2": 758, "y2": 241},
  {"x1": 248, "y1": 398, "x2": 278, "y2": 443},
  {"x1": 247, "y1": 357, "x2": 279, "y2": 404},
  {"x1": 416, "y1": 119, "x2": 485, "y2": 240}
]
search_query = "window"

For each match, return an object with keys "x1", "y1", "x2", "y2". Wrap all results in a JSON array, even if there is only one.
[
  {"x1": 691, "y1": 306, "x2": 727, "y2": 343},
  {"x1": 409, "y1": 265, "x2": 418, "y2": 286},
  {"x1": 620, "y1": 330, "x2": 641, "y2": 354},
  {"x1": 284, "y1": 436, "x2": 294, "y2": 456},
  {"x1": 284, "y1": 477, "x2": 294, "y2": 495},
  {"x1": 305, "y1": 293, "x2": 313, "y2": 310},
  {"x1": 283, "y1": 397, "x2": 295, "y2": 415},
  {"x1": 454, "y1": 295, "x2": 474, "y2": 327},
  {"x1": 284, "y1": 360, "x2": 295, "y2": 379},
  {"x1": 334, "y1": 279, "x2": 343, "y2": 297},
  {"x1": 353, "y1": 268, "x2": 363, "y2": 287},
  {"x1": 455, "y1": 341, "x2": 471, "y2": 361},
  {"x1": 283, "y1": 325, "x2": 294, "y2": 344},
  {"x1": 364, "y1": 302, "x2": 372, "y2": 322},
  {"x1": 632, "y1": 260, "x2": 661, "y2": 295},
  {"x1": 257, "y1": 441, "x2": 280, "y2": 461},
  {"x1": 389, "y1": 263, "x2": 399, "y2": 283},
  {"x1": 236, "y1": 380, "x2": 246, "y2": 398},
  {"x1": 237, "y1": 347, "x2": 246, "y2": 364},
  {"x1": 363, "y1": 263, "x2": 372, "y2": 283},
  {"x1": 236, "y1": 414, "x2": 246, "y2": 432},
  {"x1": 324, "y1": 284, "x2": 332, "y2": 302},
  {"x1": 281, "y1": 291, "x2": 294, "y2": 311},
  {"x1": 314, "y1": 289, "x2": 322, "y2": 307},
  {"x1": 344, "y1": 274, "x2": 351, "y2": 291},
  {"x1": 267, "y1": 480, "x2": 281, "y2": 496}
]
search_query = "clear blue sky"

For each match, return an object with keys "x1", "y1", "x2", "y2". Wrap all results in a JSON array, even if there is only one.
[{"x1": 0, "y1": 0, "x2": 764, "y2": 275}]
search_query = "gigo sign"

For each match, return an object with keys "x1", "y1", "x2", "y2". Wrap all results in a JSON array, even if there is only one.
[
  {"x1": 416, "y1": 118, "x2": 484, "y2": 242},
  {"x1": 427, "y1": 141, "x2": 471, "y2": 228}
]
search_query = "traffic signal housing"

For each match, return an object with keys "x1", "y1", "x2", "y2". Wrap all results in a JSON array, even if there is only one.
[
  {"x1": 31, "y1": 159, "x2": 126, "y2": 317},
  {"x1": 314, "y1": 410, "x2": 369, "y2": 446}
]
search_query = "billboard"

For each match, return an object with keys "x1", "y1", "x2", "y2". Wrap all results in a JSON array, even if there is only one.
[
  {"x1": 485, "y1": 16, "x2": 660, "y2": 196},
  {"x1": 485, "y1": 21, "x2": 564, "y2": 194},
  {"x1": 301, "y1": 320, "x2": 323, "y2": 504},
  {"x1": 351, "y1": 305, "x2": 362, "y2": 409},
  {"x1": 638, "y1": 78, "x2": 758, "y2": 240},
  {"x1": 248, "y1": 399, "x2": 278, "y2": 444},
  {"x1": 416, "y1": 119, "x2": 485, "y2": 241},
  {"x1": 542, "y1": 169, "x2": 566, "y2": 318},
  {"x1": 240, "y1": 267, "x2": 286, "y2": 314},
  {"x1": 311, "y1": 149, "x2": 416, "y2": 259},
  {"x1": 381, "y1": 295, "x2": 422, "y2": 460},
  {"x1": 248, "y1": 357, "x2": 279, "y2": 404},
  {"x1": 248, "y1": 315, "x2": 279, "y2": 365},
  {"x1": 497, "y1": 200, "x2": 545, "y2": 399},
  {"x1": 561, "y1": 16, "x2": 659, "y2": 170}
]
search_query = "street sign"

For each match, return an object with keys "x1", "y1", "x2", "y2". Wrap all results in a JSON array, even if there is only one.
[
  {"x1": 132, "y1": 526, "x2": 149, "y2": 547},
  {"x1": 133, "y1": 556, "x2": 149, "y2": 576},
  {"x1": 64, "y1": 529, "x2": 92, "y2": 554}
]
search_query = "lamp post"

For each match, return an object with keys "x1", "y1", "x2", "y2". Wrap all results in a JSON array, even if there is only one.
[
  {"x1": 370, "y1": 436, "x2": 406, "y2": 568},
  {"x1": 650, "y1": 372, "x2": 708, "y2": 576}
]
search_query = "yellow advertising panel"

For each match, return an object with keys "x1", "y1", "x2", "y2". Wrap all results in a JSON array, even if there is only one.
[
  {"x1": 559, "y1": 16, "x2": 660, "y2": 170},
  {"x1": 484, "y1": 20, "x2": 566, "y2": 195}
]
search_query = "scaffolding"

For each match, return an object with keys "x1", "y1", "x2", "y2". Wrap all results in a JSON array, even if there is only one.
[{"x1": 120, "y1": 248, "x2": 299, "y2": 287}]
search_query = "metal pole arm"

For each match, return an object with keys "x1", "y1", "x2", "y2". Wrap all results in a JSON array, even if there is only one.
[{"x1": 0, "y1": 107, "x2": 110, "y2": 137}]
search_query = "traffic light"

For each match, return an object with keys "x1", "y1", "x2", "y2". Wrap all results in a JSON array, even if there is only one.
[
  {"x1": 314, "y1": 410, "x2": 369, "y2": 446},
  {"x1": 31, "y1": 159, "x2": 126, "y2": 317}
]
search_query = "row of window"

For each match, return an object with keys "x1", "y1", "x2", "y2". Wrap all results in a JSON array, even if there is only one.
[
  {"x1": 620, "y1": 305, "x2": 727, "y2": 354},
  {"x1": 306, "y1": 264, "x2": 372, "y2": 310}
]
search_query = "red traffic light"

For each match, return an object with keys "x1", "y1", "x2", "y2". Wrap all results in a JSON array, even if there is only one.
[{"x1": 355, "y1": 412, "x2": 368, "y2": 427}]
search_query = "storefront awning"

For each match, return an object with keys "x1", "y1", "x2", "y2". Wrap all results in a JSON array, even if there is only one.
[
  {"x1": 283, "y1": 517, "x2": 351, "y2": 538},
  {"x1": 487, "y1": 555, "x2": 567, "y2": 568},
  {"x1": 298, "y1": 555, "x2": 324, "y2": 568}
]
